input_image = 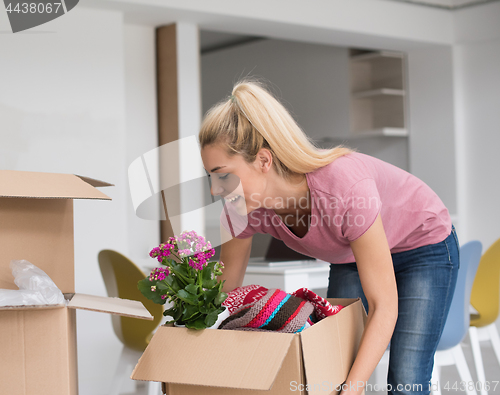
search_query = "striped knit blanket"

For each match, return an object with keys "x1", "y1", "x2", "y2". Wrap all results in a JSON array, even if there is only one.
[{"x1": 219, "y1": 286, "x2": 343, "y2": 333}]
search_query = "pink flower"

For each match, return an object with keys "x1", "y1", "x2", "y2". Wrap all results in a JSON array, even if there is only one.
[
  {"x1": 150, "y1": 242, "x2": 175, "y2": 263},
  {"x1": 149, "y1": 247, "x2": 161, "y2": 258},
  {"x1": 157, "y1": 272, "x2": 166, "y2": 281},
  {"x1": 149, "y1": 267, "x2": 170, "y2": 281}
]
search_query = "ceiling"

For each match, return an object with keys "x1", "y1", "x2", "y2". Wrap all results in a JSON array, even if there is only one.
[
  {"x1": 200, "y1": 31, "x2": 263, "y2": 54},
  {"x1": 199, "y1": 0, "x2": 499, "y2": 52},
  {"x1": 386, "y1": 0, "x2": 500, "y2": 9}
]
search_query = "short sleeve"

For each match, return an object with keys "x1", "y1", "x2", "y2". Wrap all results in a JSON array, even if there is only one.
[
  {"x1": 340, "y1": 178, "x2": 382, "y2": 242},
  {"x1": 219, "y1": 203, "x2": 256, "y2": 239}
]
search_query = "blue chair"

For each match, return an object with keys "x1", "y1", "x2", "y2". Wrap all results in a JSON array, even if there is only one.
[{"x1": 431, "y1": 241, "x2": 483, "y2": 395}]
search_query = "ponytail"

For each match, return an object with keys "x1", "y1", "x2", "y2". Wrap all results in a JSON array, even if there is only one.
[{"x1": 198, "y1": 78, "x2": 354, "y2": 181}]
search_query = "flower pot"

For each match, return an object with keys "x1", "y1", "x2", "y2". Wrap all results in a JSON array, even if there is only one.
[
  {"x1": 208, "y1": 306, "x2": 230, "y2": 329},
  {"x1": 173, "y1": 306, "x2": 230, "y2": 329}
]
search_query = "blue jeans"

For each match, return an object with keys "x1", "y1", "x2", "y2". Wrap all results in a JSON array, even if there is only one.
[{"x1": 327, "y1": 225, "x2": 460, "y2": 395}]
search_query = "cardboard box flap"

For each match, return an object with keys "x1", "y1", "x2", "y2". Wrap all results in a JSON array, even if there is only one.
[
  {"x1": 300, "y1": 299, "x2": 365, "y2": 391},
  {"x1": 0, "y1": 303, "x2": 65, "y2": 311},
  {"x1": 65, "y1": 293, "x2": 153, "y2": 320},
  {"x1": 0, "y1": 170, "x2": 111, "y2": 200},
  {"x1": 131, "y1": 326, "x2": 295, "y2": 390},
  {"x1": 74, "y1": 175, "x2": 114, "y2": 188}
]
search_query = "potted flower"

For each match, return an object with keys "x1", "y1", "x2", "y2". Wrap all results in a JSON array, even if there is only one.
[{"x1": 137, "y1": 230, "x2": 228, "y2": 330}]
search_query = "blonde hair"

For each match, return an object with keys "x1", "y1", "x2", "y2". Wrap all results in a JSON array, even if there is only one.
[{"x1": 198, "y1": 78, "x2": 354, "y2": 181}]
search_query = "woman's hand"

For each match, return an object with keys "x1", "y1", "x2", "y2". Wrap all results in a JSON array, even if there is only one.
[{"x1": 342, "y1": 213, "x2": 398, "y2": 395}]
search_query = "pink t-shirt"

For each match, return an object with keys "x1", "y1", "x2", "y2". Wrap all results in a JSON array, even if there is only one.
[{"x1": 220, "y1": 152, "x2": 452, "y2": 264}]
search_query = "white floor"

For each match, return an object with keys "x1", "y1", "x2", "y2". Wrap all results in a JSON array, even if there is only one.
[{"x1": 366, "y1": 332, "x2": 500, "y2": 395}]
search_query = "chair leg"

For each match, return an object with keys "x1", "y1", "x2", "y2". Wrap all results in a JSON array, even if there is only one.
[
  {"x1": 469, "y1": 326, "x2": 488, "y2": 395},
  {"x1": 452, "y1": 344, "x2": 477, "y2": 395},
  {"x1": 486, "y1": 323, "x2": 500, "y2": 367},
  {"x1": 148, "y1": 381, "x2": 162, "y2": 395},
  {"x1": 431, "y1": 363, "x2": 442, "y2": 395}
]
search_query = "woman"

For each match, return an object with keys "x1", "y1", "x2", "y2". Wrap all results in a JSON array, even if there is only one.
[{"x1": 199, "y1": 79, "x2": 459, "y2": 395}]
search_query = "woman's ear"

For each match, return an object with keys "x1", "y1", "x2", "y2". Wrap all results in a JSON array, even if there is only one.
[{"x1": 256, "y1": 148, "x2": 273, "y2": 173}]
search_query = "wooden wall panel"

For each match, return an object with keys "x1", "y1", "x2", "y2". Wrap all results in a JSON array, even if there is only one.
[{"x1": 156, "y1": 24, "x2": 178, "y2": 242}]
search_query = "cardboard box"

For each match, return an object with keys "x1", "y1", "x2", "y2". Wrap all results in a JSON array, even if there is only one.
[
  {"x1": 131, "y1": 297, "x2": 366, "y2": 395},
  {"x1": 0, "y1": 170, "x2": 154, "y2": 395}
]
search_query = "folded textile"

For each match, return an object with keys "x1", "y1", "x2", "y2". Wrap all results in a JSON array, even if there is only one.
[
  {"x1": 291, "y1": 288, "x2": 343, "y2": 319},
  {"x1": 219, "y1": 288, "x2": 315, "y2": 333},
  {"x1": 223, "y1": 284, "x2": 268, "y2": 314},
  {"x1": 222, "y1": 284, "x2": 344, "y2": 321}
]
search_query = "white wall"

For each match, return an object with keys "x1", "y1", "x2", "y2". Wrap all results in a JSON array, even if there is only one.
[
  {"x1": 407, "y1": 46, "x2": 458, "y2": 220},
  {"x1": 453, "y1": 2, "x2": 500, "y2": 248},
  {"x1": 124, "y1": 24, "x2": 161, "y2": 263},
  {"x1": 173, "y1": 23, "x2": 205, "y2": 237},
  {"x1": 0, "y1": 8, "x2": 159, "y2": 395}
]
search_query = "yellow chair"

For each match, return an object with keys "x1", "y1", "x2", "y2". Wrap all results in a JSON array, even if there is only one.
[
  {"x1": 99, "y1": 249, "x2": 163, "y2": 395},
  {"x1": 468, "y1": 238, "x2": 500, "y2": 395}
]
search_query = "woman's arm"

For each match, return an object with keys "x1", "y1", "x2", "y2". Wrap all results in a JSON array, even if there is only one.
[
  {"x1": 218, "y1": 225, "x2": 253, "y2": 293},
  {"x1": 342, "y1": 213, "x2": 398, "y2": 395}
]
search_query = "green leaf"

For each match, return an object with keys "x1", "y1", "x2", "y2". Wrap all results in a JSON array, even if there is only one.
[
  {"x1": 156, "y1": 282, "x2": 169, "y2": 291},
  {"x1": 214, "y1": 292, "x2": 228, "y2": 306},
  {"x1": 186, "y1": 316, "x2": 207, "y2": 330},
  {"x1": 169, "y1": 264, "x2": 191, "y2": 287},
  {"x1": 205, "y1": 310, "x2": 219, "y2": 327},
  {"x1": 170, "y1": 277, "x2": 181, "y2": 292},
  {"x1": 175, "y1": 264, "x2": 189, "y2": 278},
  {"x1": 182, "y1": 304, "x2": 200, "y2": 321},
  {"x1": 137, "y1": 278, "x2": 154, "y2": 296},
  {"x1": 185, "y1": 312, "x2": 202, "y2": 324},
  {"x1": 163, "y1": 306, "x2": 182, "y2": 322},
  {"x1": 203, "y1": 288, "x2": 218, "y2": 304},
  {"x1": 177, "y1": 289, "x2": 198, "y2": 305},
  {"x1": 137, "y1": 278, "x2": 166, "y2": 305},
  {"x1": 163, "y1": 306, "x2": 176, "y2": 317},
  {"x1": 185, "y1": 283, "x2": 198, "y2": 295},
  {"x1": 199, "y1": 305, "x2": 210, "y2": 314},
  {"x1": 202, "y1": 262, "x2": 215, "y2": 281},
  {"x1": 202, "y1": 278, "x2": 217, "y2": 289}
]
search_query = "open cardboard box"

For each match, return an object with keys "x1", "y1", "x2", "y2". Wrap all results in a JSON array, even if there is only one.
[
  {"x1": 0, "y1": 293, "x2": 153, "y2": 394},
  {"x1": 0, "y1": 170, "x2": 154, "y2": 395},
  {"x1": 131, "y1": 297, "x2": 367, "y2": 395}
]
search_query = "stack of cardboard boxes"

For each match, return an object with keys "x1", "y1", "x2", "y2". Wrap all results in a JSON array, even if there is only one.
[{"x1": 0, "y1": 170, "x2": 152, "y2": 395}]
